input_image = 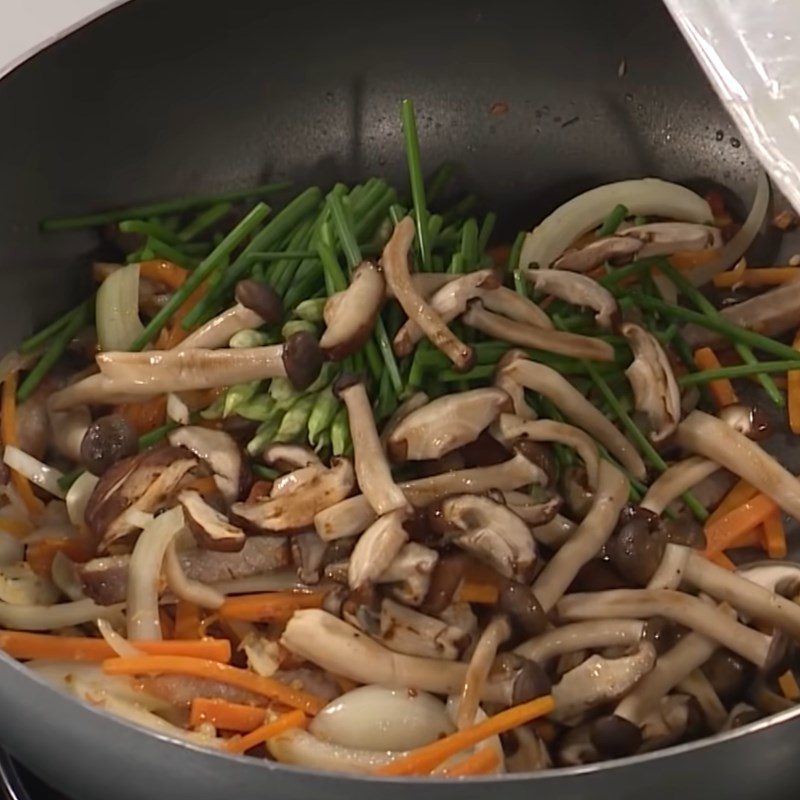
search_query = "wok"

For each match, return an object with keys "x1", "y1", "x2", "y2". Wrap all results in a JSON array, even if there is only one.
[{"x1": 0, "y1": 0, "x2": 798, "y2": 798}]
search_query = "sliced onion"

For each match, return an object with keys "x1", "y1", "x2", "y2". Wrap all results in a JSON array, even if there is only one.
[
  {"x1": 97, "y1": 617, "x2": 144, "y2": 657},
  {"x1": 0, "y1": 530, "x2": 23, "y2": 566},
  {"x1": 688, "y1": 172, "x2": 770, "y2": 286},
  {"x1": 519, "y1": 179, "x2": 713, "y2": 270},
  {"x1": 66, "y1": 471, "x2": 99, "y2": 528},
  {"x1": 166, "y1": 393, "x2": 190, "y2": 425},
  {"x1": 50, "y1": 551, "x2": 85, "y2": 601},
  {"x1": 3, "y1": 446, "x2": 65, "y2": 499},
  {"x1": 96, "y1": 262, "x2": 145, "y2": 351}
]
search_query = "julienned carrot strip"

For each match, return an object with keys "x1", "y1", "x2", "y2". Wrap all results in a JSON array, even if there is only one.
[
  {"x1": 103, "y1": 656, "x2": 325, "y2": 715},
  {"x1": 224, "y1": 709, "x2": 307, "y2": 754},
  {"x1": 376, "y1": 695, "x2": 555, "y2": 776},
  {"x1": 707, "y1": 479, "x2": 759, "y2": 525},
  {"x1": 713, "y1": 267, "x2": 800, "y2": 288},
  {"x1": 707, "y1": 551, "x2": 736, "y2": 571},
  {"x1": 162, "y1": 284, "x2": 206, "y2": 348},
  {"x1": 218, "y1": 591, "x2": 326, "y2": 623},
  {"x1": 1, "y1": 373, "x2": 43, "y2": 517},
  {"x1": 174, "y1": 600, "x2": 203, "y2": 640},
  {"x1": 789, "y1": 331, "x2": 800, "y2": 434},
  {"x1": 763, "y1": 510, "x2": 787, "y2": 559},
  {"x1": 669, "y1": 249, "x2": 720, "y2": 271},
  {"x1": 137, "y1": 260, "x2": 188, "y2": 291},
  {"x1": 116, "y1": 395, "x2": 167, "y2": 435},
  {"x1": 0, "y1": 517, "x2": 33, "y2": 538},
  {"x1": 0, "y1": 632, "x2": 231, "y2": 662},
  {"x1": 728, "y1": 527, "x2": 763, "y2": 550},
  {"x1": 440, "y1": 748, "x2": 500, "y2": 777},
  {"x1": 703, "y1": 493, "x2": 778, "y2": 555},
  {"x1": 779, "y1": 671, "x2": 800, "y2": 700},
  {"x1": 456, "y1": 582, "x2": 500, "y2": 605},
  {"x1": 190, "y1": 698, "x2": 266, "y2": 733},
  {"x1": 26, "y1": 537, "x2": 92, "y2": 576},
  {"x1": 693, "y1": 347, "x2": 738, "y2": 409}
]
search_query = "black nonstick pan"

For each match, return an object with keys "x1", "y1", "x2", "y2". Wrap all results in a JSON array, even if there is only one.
[{"x1": 0, "y1": 1, "x2": 798, "y2": 799}]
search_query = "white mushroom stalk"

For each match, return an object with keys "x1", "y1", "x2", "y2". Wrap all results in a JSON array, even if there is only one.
[
  {"x1": 620, "y1": 222, "x2": 721, "y2": 258},
  {"x1": 518, "y1": 178, "x2": 712, "y2": 271},
  {"x1": 163, "y1": 541, "x2": 225, "y2": 610},
  {"x1": 681, "y1": 549, "x2": 800, "y2": 640},
  {"x1": 533, "y1": 460, "x2": 628, "y2": 611},
  {"x1": 49, "y1": 405, "x2": 91, "y2": 462},
  {"x1": 551, "y1": 644, "x2": 657, "y2": 724},
  {"x1": 557, "y1": 589, "x2": 773, "y2": 667},
  {"x1": 321, "y1": 260, "x2": 386, "y2": 359},
  {"x1": 523, "y1": 269, "x2": 618, "y2": 329},
  {"x1": 462, "y1": 302, "x2": 615, "y2": 362},
  {"x1": 456, "y1": 616, "x2": 511, "y2": 729},
  {"x1": 314, "y1": 453, "x2": 544, "y2": 540},
  {"x1": 515, "y1": 620, "x2": 646, "y2": 664},
  {"x1": 495, "y1": 362, "x2": 537, "y2": 421},
  {"x1": 647, "y1": 543, "x2": 691, "y2": 591},
  {"x1": 677, "y1": 410, "x2": 800, "y2": 521},
  {"x1": 376, "y1": 542, "x2": 438, "y2": 607},
  {"x1": 504, "y1": 355, "x2": 646, "y2": 479},
  {"x1": 337, "y1": 379, "x2": 409, "y2": 516},
  {"x1": 640, "y1": 457, "x2": 721, "y2": 516},
  {"x1": 372, "y1": 598, "x2": 466, "y2": 660},
  {"x1": 348, "y1": 509, "x2": 408, "y2": 590},
  {"x1": 177, "y1": 303, "x2": 265, "y2": 350},
  {"x1": 126, "y1": 506, "x2": 185, "y2": 641},
  {"x1": 494, "y1": 413, "x2": 600, "y2": 489},
  {"x1": 479, "y1": 286, "x2": 554, "y2": 329},
  {"x1": 387, "y1": 387, "x2": 510, "y2": 462},
  {"x1": 393, "y1": 269, "x2": 498, "y2": 356},
  {"x1": 554, "y1": 235, "x2": 643, "y2": 273},
  {"x1": 383, "y1": 217, "x2": 473, "y2": 370},
  {"x1": 621, "y1": 323, "x2": 681, "y2": 443},
  {"x1": 527, "y1": 513, "x2": 577, "y2": 549},
  {"x1": 677, "y1": 669, "x2": 728, "y2": 731}
]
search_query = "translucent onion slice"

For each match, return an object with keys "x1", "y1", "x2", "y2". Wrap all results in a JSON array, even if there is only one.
[
  {"x1": 96, "y1": 262, "x2": 145, "y2": 351},
  {"x1": 3, "y1": 446, "x2": 65, "y2": 499},
  {"x1": 519, "y1": 179, "x2": 713, "y2": 270},
  {"x1": 65, "y1": 471, "x2": 99, "y2": 528}
]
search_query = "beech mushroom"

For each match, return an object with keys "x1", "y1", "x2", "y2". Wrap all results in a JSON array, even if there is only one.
[
  {"x1": 50, "y1": 405, "x2": 91, "y2": 463},
  {"x1": 321, "y1": 260, "x2": 386, "y2": 359},
  {"x1": 348, "y1": 509, "x2": 408, "y2": 590},
  {"x1": 314, "y1": 452, "x2": 544, "y2": 540},
  {"x1": 556, "y1": 589, "x2": 775, "y2": 667},
  {"x1": 677, "y1": 668, "x2": 727, "y2": 731},
  {"x1": 677, "y1": 410, "x2": 800, "y2": 521},
  {"x1": 528, "y1": 513, "x2": 577, "y2": 549},
  {"x1": 533, "y1": 459, "x2": 628, "y2": 611},
  {"x1": 387, "y1": 387, "x2": 510, "y2": 462},
  {"x1": 718, "y1": 403, "x2": 772, "y2": 440},
  {"x1": 379, "y1": 392, "x2": 429, "y2": 450},
  {"x1": 168, "y1": 426, "x2": 245, "y2": 504},
  {"x1": 494, "y1": 361, "x2": 537, "y2": 421},
  {"x1": 262, "y1": 444, "x2": 321, "y2": 473},
  {"x1": 515, "y1": 620, "x2": 646, "y2": 664},
  {"x1": 620, "y1": 222, "x2": 721, "y2": 257},
  {"x1": 79, "y1": 414, "x2": 138, "y2": 477},
  {"x1": 523, "y1": 269, "x2": 618, "y2": 329},
  {"x1": 383, "y1": 217, "x2": 473, "y2": 369},
  {"x1": 554, "y1": 236, "x2": 643, "y2": 272},
  {"x1": 177, "y1": 303, "x2": 269, "y2": 350},
  {"x1": 607, "y1": 511, "x2": 668, "y2": 587},
  {"x1": 640, "y1": 457, "x2": 721, "y2": 516},
  {"x1": 178, "y1": 489, "x2": 246, "y2": 552},
  {"x1": 479, "y1": 286, "x2": 554, "y2": 329},
  {"x1": 621, "y1": 322, "x2": 681, "y2": 442},
  {"x1": 501, "y1": 352, "x2": 646, "y2": 479},
  {"x1": 393, "y1": 270, "x2": 498, "y2": 356},
  {"x1": 335, "y1": 376, "x2": 408, "y2": 516},
  {"x1": 647, "y1": 542, "x2": 691, "y2": 591},
  {"x1": 231, "y1": 458, "x2": 354, "y2": 532},
  {"x1": 376, "y1": 542, "x2": 439, "y2": 607},
  {"x1": 430, "y1": 494, "x2": 538, "y2": 582},
  {"x1": 737, "y1": 561, "x2": 800, "y2": 596},
  {"x1": 503, "y1": 492, "x2": 562, "y2": 527},
  {"x1": 463, "y1": 301, "x2": 614, "y2": 362}
]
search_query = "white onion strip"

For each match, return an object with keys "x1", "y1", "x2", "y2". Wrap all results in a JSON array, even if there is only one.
[
  {"x1": 96, "y1": 262, "x2": 145, "y2": 351},
  {"x1": 164, "y1": 541, "x2": 225, "y2": 610},
  {"x1": 3, "y1": 446, "x2": 66, "y2": 499},
  {"x1": 97, "y1": 618, "x2": 144, "y2": 658}
]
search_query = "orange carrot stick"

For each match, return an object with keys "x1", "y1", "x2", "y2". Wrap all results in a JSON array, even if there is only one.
[
  {"x1": 0, "y1": 632, "x2": 231, "y2": 662},
  {"x1": 693, "y1": 347, "x2": 738, "y2": 409},
  {"x1": 26, "y1": 537, "x2": 92, "y2": 576},
  {"x1": 456, "y1": 582, "x2": 500, "y2": 605},
  {"x1": 789, "y1": 331, "x2": 800, "y2": 435},
  {"x1": 224, "y1": 709, "x2": 307, "y2": 754},
  {"x1": 190, "y1": 698, "x2": 267, "y2": 733},
  {"x1": 707, "y1": 479, "x2": 759, "y2": 525},
  {"x1": 103, "y1": 656, "x2": 325, "y2": 715},
  {"x1": 763, "y1": 509, "x2": 787, "y2": 559},
  {"x1": 669, "y1": 249, "x2": 720, "y2": 271},
  {"x1": 707, "y1": 551, "x2": 737, "y2": 571},
  {"x1": 1, "y1": 373, "x2": 43, "y2": 517},
  {"x1": 779, "y1": 671, "x2": 800, "y2": 700},
  {"x1": 440, "y1": 748, "x2": 500, "y2": 777},
  {"x1": 218, "y1": 591, "x2": 325, "y2": 623},
  {"x1": 713, "y1": 267, "x2": 800, "y2": 288},
  {"x1": 137, "y1": 260, "x2": 188, "y2": 291},
  {"x1": 376, "y1": 695, "x2": 555, "y2": 776},
  {"x1": 0, "y1": 517, "x2": 33, "y2": 538},
  {"x1": 704, "y1": 493, "x2": 778, "y2": 555}
]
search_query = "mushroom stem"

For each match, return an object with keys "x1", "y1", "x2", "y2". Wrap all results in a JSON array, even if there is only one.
[
  {"x1": 647, "y1": 543, "x2": 691, "y2": 591},
  {"x1": 529, "y1": 514, "x2": 577, "y2": 550},
  {"x1": 504, "y1": 355, "x2": 646, "y2": 480},
  {"x1": 677, "y1": 668, "x2": 728, "y2": 731},
  {"x1": 515, "y1": 620, "x2": 646, "y2": 664},
  {"x1": 533, "y1": 460, "x2": 628, "y2": 611},
  {"x1": 314, "y1": 453, "x2": 543, "y2": 540},
  {"x1": 337, "y1": 379, "x2": 408, "y2": 516},
  {"x1": 463, "y1": 302, "x2": 614, "y2": 362},
  {"x1": 640, "y1": 457, "x2": 721, "y2": 516},
  {"x1": 494, "y1": 414, "x2": 600, "y2": 489},
  {"x1": 479, "y1": 286, "x2": 554, "y2": 329},
  {"x1": 456, "y1": 615, "x2": 511, "y2": 730},
  {"x1": 348, "y1": 510, "x2": 408, "y2": 590},
  {"x1": 682, "y1": 550, "x2": 800, "y2": 640},
  {"x1": 677, "y1": 410, "x2": 800, "y2": 521},
  {"x1": 557, "y1": 589, "x2": 772, "y2": 667},
  {"x1": 522, "y1": 269, "x2": 618, "y2": 329},
  {"x1": 383, "y1": 217, "x2": 473, "y2": 369},
  {"x1": 177, "y1": 303, "x2": 265, "y2": 350}
]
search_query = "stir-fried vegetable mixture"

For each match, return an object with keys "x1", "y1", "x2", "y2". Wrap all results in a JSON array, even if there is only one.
[{"x1": 3, "y1": 99, "x2": 800, "y2": 775}]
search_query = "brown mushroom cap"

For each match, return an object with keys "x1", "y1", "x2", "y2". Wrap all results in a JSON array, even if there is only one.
[
  {"x1": 178, "y1": 489, "x2": 246, "y2": 552},
  {"x1": 420, "y1": 552, "x2": 468, "y2": 615},
  {"x1": 498, "y1": 580, "x2": 549, "y2": 640},
  {"x1": 80, "y1": 414, "x2": 138, "y2": 477},
  {"x1": 719, "y1": 403, "x2": 773, "y2": 441},
  {"x1": 590, "y1": 715, "x2": 643, "y2": 759},
  {"x1": 234, "y1": 279, "x2": 283, "y2": 325},
  {"x1": 701, "y1": 649, "x2": 753, "y2": 702},
  {"x1": 608, "y1": 513, "x2": 668, "y2": 586},
  {"x1": 282, "y1": 331, "x2": 324, "y2": 390}
]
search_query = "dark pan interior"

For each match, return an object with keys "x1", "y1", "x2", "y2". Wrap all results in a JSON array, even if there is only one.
[{"x1": 0, "y1": 2, "x2": 799, "y2": 799}]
